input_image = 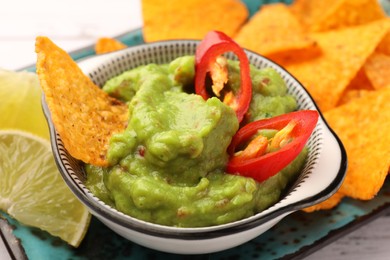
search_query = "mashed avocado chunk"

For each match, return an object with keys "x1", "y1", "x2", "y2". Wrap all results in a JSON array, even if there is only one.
[{"x1": 85, "y1": 56, "x2": 305, "y2": 227}]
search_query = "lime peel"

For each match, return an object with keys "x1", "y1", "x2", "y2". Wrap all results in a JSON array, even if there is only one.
[
  {"x1": 0, "y1": 130, "x2": 91, "y2": 247},
  {"x1": 0, "y1": 69, "x2": 49, "y2": 140}
]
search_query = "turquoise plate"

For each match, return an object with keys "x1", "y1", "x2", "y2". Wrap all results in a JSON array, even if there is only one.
[
  {"x1": 3, "y1": 180, "x2": 390, "y2": 259},
  {"x1": 3, "y1": 0, "x2": 390, "y2": 259}
]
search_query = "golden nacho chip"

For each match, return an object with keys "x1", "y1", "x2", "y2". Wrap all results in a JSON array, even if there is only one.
[
  {"x1": 290, "y1": 0, "x2": 387, "y2": 32},
  {"x1": 267, "y1": 43, "x2": 322, "y2": 66},
  {"x1": 376, "y1": 29, "x2": 390, "y2": 55},
  {"x1": 337, "y1": 69, "x2": 374, "y2": 105},
  {"x1": 35, "y1": 36, "x2": 128, "y2": 167},
  {"x1": 279, "y1": 19, "x2": 390, "y2": 111},
  {"x1": 363, "y1": 52, "x2": 390, "y2": 89},
  {"x1": 289, "y1": 0, "x2": 339, "y2": 30},
  {"x1": 234, "y1": 3, "x2": 315, "y2": 57},
  {"x1": 303, "y1": 191, "x2": 345, "y2": 212},
  {"x1": 142, "y1": 0, "x2": 248, "y2": 42},
  {"x1": 345, "y1": 68, "x2": 374, "y2": 91},
  {"x1": 337, "y1": 89, "x2": 374, "y2": 106},
  {"x1": 95, "y1": 37, "x2": 127, "y2": 54},
  {"x1": 323, "y1": 87, "x2": 390, "y2": 200}
]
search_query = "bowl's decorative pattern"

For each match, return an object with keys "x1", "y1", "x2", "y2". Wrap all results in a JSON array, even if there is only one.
[{"x1": 43, "y1": 40, "x2": 346, "y2": 254}]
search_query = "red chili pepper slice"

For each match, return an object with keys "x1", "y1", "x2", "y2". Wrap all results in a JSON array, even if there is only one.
[
  {"x1": 195, "y1": 30, "x2": 252, "y2": 123},
  {"x1": 226, "y1": 110, "x2": 319, "y2": 182}
]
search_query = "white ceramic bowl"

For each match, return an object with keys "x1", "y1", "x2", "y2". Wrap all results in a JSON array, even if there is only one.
[{"x1": 42, "y1": 40, "x2": 347, "y2": 254}]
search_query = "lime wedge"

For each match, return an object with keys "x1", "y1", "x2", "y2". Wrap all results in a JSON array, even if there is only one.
[
  {"x1": 0, "y1": 69, "x2": 49, "y2": 140},
  {"x1": 0, "y1": 130, "x2": 91, "y2": 247}
]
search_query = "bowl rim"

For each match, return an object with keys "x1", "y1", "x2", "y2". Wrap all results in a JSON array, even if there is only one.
[{"x1": 42, "y1": 39, "x2": 347, "y2": 240}]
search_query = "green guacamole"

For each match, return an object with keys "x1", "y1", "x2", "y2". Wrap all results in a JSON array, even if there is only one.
[{"x1": 85, "y1": 56, "x2": 307, "y2": 227}]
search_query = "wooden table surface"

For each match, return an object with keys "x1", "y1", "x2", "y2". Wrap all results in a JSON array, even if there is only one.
[
  {"x1": 1, "y1": 1, "x2": 389, "y2": 259},
  {"x1": 306, "y1": 210, "x2": 390, "y2": 260}
]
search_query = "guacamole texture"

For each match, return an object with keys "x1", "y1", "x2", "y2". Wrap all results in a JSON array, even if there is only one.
[{"x1": 85, "y1": 56, "x2": 307, "y2": 227}]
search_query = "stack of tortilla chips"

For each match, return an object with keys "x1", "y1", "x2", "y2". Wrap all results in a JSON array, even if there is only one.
[
  {"x1": 100, "y1": 0, "x2": 390, "y2": 211},
  {"x1": 234, "y1": 0, "x2": 390, "y2": 211}
]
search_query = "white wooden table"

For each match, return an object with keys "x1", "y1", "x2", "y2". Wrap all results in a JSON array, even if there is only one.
[
  {"x1": 1, "y1": 0, "x2": 390, "y2": 259},
  {"x1": 306, "y1": 210, "x2": 390, "y2": 260}
]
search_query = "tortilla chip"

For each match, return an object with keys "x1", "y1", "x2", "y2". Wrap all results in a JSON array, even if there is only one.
[
  {"x1": 268, "y1": 44, "x2": 322, "y2": 66},
  {"x1": 323, "y1": 87, "x2": 390, "y2": 200},
  {"x1": 376, "y1": 29, "x2": 390, "y2": 55},
  {"x1": 289, "y1": 0, "x2": 339, "y2": 30},
  {"x1": 303, "y1": 191, "x2": 345, "y2": 212},
  {"x1": 337, "y1": 89, "x2": 374, "y2": 106},
  {"x1": 363, "y1": 52, "x2": 390, "y2": 89},
  {"x1": 95, "y1": 37, "x2": 127, "y2": 54},
  {"x1": 279, "y1": 19, "x2": 390, "y2": 111},
  {"x1": 337, "y1": 69, "x2": 374, "y2": 105},
  {"x1": 345, "y1": 68, "x2": 374, "y2": 91},
  {"x1": 234, "y1": 3, "x2": 315, "y2": 57},
  {"x1": 35, "y1": 36, "x2": 128, "y2": 167},
  {"x1": 142, "y1": 0, "x2": 248, "y2": 42},
  {"x1": 290, "y1": 0, "x2": 386, "y2": 32}
]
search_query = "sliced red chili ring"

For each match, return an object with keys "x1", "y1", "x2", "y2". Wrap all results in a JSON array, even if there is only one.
[
  {"x1": 226, "y1": 110, "x2": 319, "y2": 182},
  {"x1": 195, "y1": 30, "x2": 252, "y2": 123}
]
